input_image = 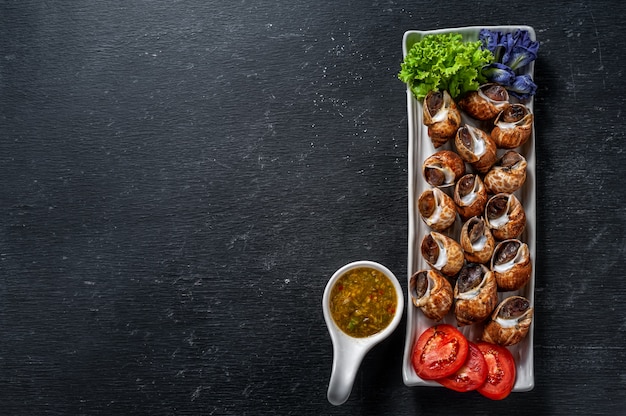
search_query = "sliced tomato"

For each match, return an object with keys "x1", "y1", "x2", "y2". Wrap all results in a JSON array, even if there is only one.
[
  {"x1": 436, "y1": 341, "x2": 488, "y2": 392},
  {"x1": 476, "y1": 342, "x2": 516, "y2": 400},
  {"x1": 411, "y1": 324, "x2": 469, "y2": 380}
]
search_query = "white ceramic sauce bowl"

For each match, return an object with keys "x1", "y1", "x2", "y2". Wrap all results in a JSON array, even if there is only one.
[{"x1": 322, "y1": 260, "x2": 404, "y2": 405}]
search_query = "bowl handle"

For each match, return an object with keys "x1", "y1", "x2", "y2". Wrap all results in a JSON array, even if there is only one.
[{"x1": 326, "y1": 340, "x2": 368, "y2": 405}]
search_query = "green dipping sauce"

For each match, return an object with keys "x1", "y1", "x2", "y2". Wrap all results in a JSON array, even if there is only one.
[{"x1": 329, "y1": 267, "x2": 398, "y2": 338}]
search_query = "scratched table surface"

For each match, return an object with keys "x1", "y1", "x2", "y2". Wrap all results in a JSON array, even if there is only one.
[{"x1": 1, "y1": 1, "x2": 625, "y2": 415}]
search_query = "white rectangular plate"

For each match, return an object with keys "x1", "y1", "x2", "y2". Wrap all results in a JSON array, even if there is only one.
[{"x1": 402, "y1": 26, "x2": 536, "y2": 392}]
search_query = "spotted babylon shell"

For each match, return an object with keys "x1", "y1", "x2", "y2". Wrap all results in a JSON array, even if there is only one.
[
  {"x1": 484, "y1": 151, "x2": 527, "y2": 194},
  {"x1": 454, "y1": 263, "x2": 498, "y2": 326},
  {"x1": 422, "y1": 90, "x2": 462, "y2": 148},
  {"x1": 409, "y1": 269, "x2": 453, "y2": 322},
  {"x1": 417, "y1": 187, "x2": 457, "y2": 232},
  {"x1": 454, "y1": 174, "x2": 488, "y2": 221},
  {"x1": 420, "y1": 231, "x2": 464, "y2": 277},
  {"x1": 458, "y1": 83, "x2": 510, "y2": 121},
  {"x1": 491, "y1": 239, "x2": 532, "y2": 291},
  {"x1": 459, "y1": 216, "x2": 495, "y2": 264},
  {"x1": 484, "y1": 193, "x2": 526, "y2": 241},
  {"x1": 454, "y1": 125, "x2": 497, "y2": 174},
  {"x1": 422, "y1": 150, "x2": 466, "y2": 189},
  {"x1": 482, "y1": 296, "x2": 533, "y2": 346},
  {"x1": 491, "y1": 104, "x2": 534, "y2": 149}
]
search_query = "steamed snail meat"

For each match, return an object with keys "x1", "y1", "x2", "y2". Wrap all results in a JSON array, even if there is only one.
[
  {"x1": 422, "y1": 90, "x2": 462, "y2": 148},
  {"x1": 482, "y1": 296, "x2": 533, "y2": 346},
  {"x1": 454, "y1": 263, "x2": 498, "y2": 326},
  {"x1": 418, "y1": 187, "x2": 457, "y2": 232},
  {"x1": 460, "y1": 216, "x2": 495, "y2": 264},
  {"x1": 409, "y1": 269, "x2": 454, "y2": 322},
  {"x1": 454, "y1": 125, "x2": 497, "y2": 174},
  {"x1": 491, "y1": 103, "x2": 533, "y2": 149},
  {"x1": 491, "y1": 239, "x2": 532, "y2": 291},
  {"x1": 454, "y1": 173, "x2": 488, "y2": 221},
  {"x1": 484, "y1": 151, "x2": 527, "y2": 194},
  {"x1": 422, "y1": 150, "x2": 466, "y2": 188},
  {"x1": 421, "y1": 231, "x2": 464, "y2": 277},
  {"x1": 484, "y1": 193, "x2": 526, "y2": 240},
  {"x1": 458, "y1": 83, "x2": 510, "y2": 121}
]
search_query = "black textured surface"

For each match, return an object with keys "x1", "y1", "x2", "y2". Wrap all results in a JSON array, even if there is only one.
[{"x1": 1, "y1": 1, "x2": 625, "y2": 415}]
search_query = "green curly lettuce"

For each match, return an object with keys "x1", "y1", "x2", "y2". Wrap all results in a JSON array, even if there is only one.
[{"x1": 399, "y1": 33, "x2": 494, "y2": 100}]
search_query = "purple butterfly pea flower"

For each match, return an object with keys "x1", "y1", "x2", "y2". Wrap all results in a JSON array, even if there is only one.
[
  {"x1": 482, "y1": 63, "x2": 516, "y2": 86},
  {"x1": 479, "y1": 28, "x2": 539, "y2": 99},
  {"x1": 478, "y1": 29, "x2": 501, "y2": 53},
  {"x1": 480, "y1": 28, "x2": 539, "y2": 70},
  {"x1": 508, "y1": 74, "x2": 538, "y2": 101},
  {"x1": 503, "y1": 30, "x2": 540, "y2": 70},
  {"x1": 505, "y1": 45, "x2": 538, "y2": 71}
]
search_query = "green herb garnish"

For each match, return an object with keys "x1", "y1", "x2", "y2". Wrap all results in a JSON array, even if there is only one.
[{"x1": 399, "y1": 33, "x2": 494, "y2": 100}]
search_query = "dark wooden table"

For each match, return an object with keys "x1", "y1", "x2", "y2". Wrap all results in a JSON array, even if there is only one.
[{"x1": 1, "y1": 1, "x2": 625, "y2": 414}]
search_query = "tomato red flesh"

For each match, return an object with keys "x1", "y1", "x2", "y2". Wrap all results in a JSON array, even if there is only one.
[
  {"x1": 476, "y1": 342, "x2": 516, "y2": 400},
  {"x1": 412, "y1": 324, "x2": 469, "y2": 380},
  {"x1": 436, "y1": 342, "x2": 488, "y2": 392}
]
